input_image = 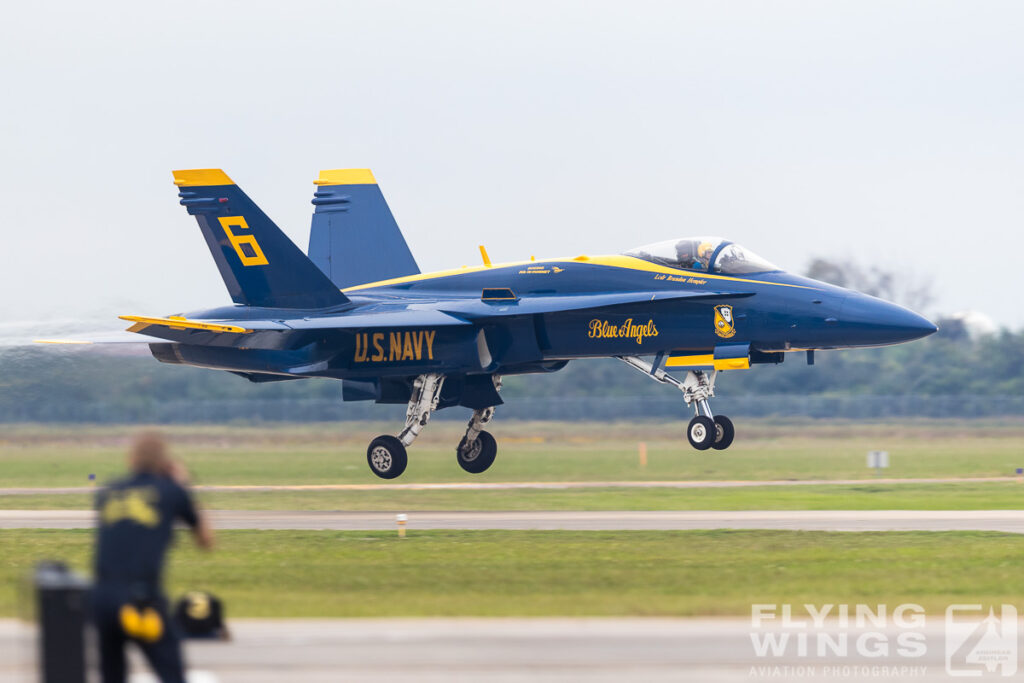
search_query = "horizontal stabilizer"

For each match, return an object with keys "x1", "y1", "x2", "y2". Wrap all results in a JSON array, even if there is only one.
[
  {"x1": 114, "y1": 307, "x2": 470, "y2": 348},
  {"x1": 119, "y1": 315, "x2": 253, "y2": 334},
  {"x1": 122, "y1": 309, "x2": 468, "y2": 334}
]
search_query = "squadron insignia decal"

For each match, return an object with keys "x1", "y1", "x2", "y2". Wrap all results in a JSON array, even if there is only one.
[{"x1": 714, "y1": 305, "x2": 736, "y2": 338}]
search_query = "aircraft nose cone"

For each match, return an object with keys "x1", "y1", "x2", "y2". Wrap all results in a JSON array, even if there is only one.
[{"x1": 839, "y1": 294, "x2": 938, "y2": 345}]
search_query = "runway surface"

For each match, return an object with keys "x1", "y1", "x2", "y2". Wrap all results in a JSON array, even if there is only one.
[
  {"x1": 0, "y1": 475, "x2": 1016, "y2": 495},
  {"x1": 4, "y1": 509, "x2": 1024, "y2": 532},
  {"x1": 2, "y1": 617, "x2": 1014, "y2": 682}
]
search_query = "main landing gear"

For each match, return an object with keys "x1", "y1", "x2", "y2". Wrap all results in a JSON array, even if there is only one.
[
  {"x1": 457, "y1": 405, "x2": 498, "y2": 474},
  {"x1": 616, "y1": 356, "x2": 735, "y2": 451},
  {"x1": 365, "y1": 374, "x2": 502, "y2": 479}
]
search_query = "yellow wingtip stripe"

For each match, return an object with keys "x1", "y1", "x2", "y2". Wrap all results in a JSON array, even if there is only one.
[
  {"x1": 119, "y1": 315, "x2": 251, "y2": 334},
  {"x1": 314, "y1": 169, "x2": 377, "y2": 186},
  {"x1": 33, "y1": 339, "x2": 93, "y2": 345},
  {"x1": 665, "y1": 354, "x2": 714, "y2": 367},
  {"x1": 172, "y1": 169, "x2": 235, "y2": 187},
  {"x1": 665, "y1": 354, "x2": 751, "y2": 371}
]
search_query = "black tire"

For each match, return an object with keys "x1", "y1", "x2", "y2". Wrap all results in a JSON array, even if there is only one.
[
  {"x1": 711, "y1": 415, "x2": 735, "y2": 450},
  {"x1": 366, "y1": 435, "x2": 408, "y2": 479},
  {"x1": 456, "y1": 430, "x2": 497, "y2": 474},
  {"x1": 687, "y1": 416, "x2": 716, "y2": 451}
]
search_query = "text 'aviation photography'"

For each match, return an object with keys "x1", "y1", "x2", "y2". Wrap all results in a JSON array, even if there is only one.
[{"x1": 2, "y1": 2, "x2": 1023, "y2": 682}]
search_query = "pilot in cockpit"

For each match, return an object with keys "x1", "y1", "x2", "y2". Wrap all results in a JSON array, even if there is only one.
[
  {"x1": 696, "y1": 242, "x2": 715, "y2": 271},
  {"x1": 625, "y1": 237, "x2": 778, "y2": 276},
  {"x1": 674, "y1": 241, "x2": 698, "y2": 270}
]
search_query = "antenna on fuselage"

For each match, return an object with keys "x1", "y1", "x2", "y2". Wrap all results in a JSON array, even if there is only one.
[{"x1": 479, "y1": 245, "x2": 492, "y2": 267}]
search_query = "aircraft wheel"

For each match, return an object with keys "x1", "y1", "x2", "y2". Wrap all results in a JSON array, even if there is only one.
[
  {"x1": 687, "y1": 416, "x2": 716, "y2": 451},
  {"x1": 456, "y1": 430, "x2": 497, "y2": 474},
  {"x1": 367, "y1": 435, "x2": 408, "y2": 479},
  {"x1": 711, "y1": 415, "x2": 735, "y2": 450}
]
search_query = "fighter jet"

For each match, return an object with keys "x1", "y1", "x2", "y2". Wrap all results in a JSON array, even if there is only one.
[{"x1": 41, "y1": 169, "x2": 937, "y2": 479}]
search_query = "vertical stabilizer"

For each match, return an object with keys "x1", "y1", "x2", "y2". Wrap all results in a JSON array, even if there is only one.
[
  {"x1": 309, "y1": 169, "x2": 420, "y2": 289},
  {"x1": 173, "y1": 169, "x2": 348, "y2": 309}
]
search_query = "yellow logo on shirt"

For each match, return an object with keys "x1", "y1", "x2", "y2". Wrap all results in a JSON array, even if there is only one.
[{"x1": 101, "y1": 487, "x2": 160, "y2": 528}]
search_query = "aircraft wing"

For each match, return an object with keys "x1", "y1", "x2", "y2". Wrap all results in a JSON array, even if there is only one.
[
  {"x1": 125, "y1": 291, "x2": 750, "y2": 341},
  {"x1": 279, "y1": 309, "x2": 470, "y2": 329},
  {"x1": 36, "y1": 292, "x2": 743, "y2": 346},
  {"x1": 437, "y1": 290, "x2": 753, "y2": 319},
  {"x1": 33, "y1": 309, "x2": 473, "y2": 347}
]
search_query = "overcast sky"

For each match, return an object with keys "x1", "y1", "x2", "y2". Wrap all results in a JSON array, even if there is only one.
[{"x1": 1, "y1": 0, "x2": 1022, "y2": 339}]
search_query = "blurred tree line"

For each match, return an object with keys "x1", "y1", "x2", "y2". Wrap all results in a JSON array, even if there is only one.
[{"x1": 0, "y1": 258, "x2": 1019, "y2": 422}]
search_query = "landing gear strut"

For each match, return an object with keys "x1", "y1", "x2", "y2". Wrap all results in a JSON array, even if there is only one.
[
  {"x1": 366, "y1": 373, "x2": 445, "y2": 479},
  {"x1": 365, "y1": 373, "x2": 503, "y2": 479},
  {"x1": 616, "y1": 356, "x2": 736, "y2": 451},
  {"x1": 457, "y1": 406, "x2": 498, "y2": 473}
]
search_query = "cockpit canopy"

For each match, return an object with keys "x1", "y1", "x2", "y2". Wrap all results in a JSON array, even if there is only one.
[{"x1": 623, "y1": 237, "x2": 779, "y2": 275}]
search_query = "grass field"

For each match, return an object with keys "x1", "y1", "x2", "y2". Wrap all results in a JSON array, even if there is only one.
[
  {"x1": 1, "y1": 421, "x2": 1023, "y2": 488},
  {"x1": 3, "y1": 421, "x2": 1022, "y2": 511},
  {"x1": 4, "y1": 481, "x2": 1024, "y2": 511},
  {"x1": 4, "y1": 529, "x2": 1024, "y2": 618},
  {"x1": 4, "y1": 423, "x2": 1021, "y2": 621}
]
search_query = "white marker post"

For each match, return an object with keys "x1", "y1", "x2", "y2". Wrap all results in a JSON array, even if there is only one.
[
  {"x1": 867, "y1": 451, "x2": 889, "y2": 476},
  {"x1": 396, "y1": 513, "x2": 408, "y2": 538}
]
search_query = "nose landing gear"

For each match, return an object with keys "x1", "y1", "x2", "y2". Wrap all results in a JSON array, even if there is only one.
[
  {"x1": 617, "y1": 355, "x2": 736, "y2": 451},
  {"x1": 687, "y1": 407, "x2": 735, "y2": 451},
  {"x1": 711, "y1": 414, "x2": 734, "y2": 450},
  {"x1": 687, "y1": 415, "x2": 715, "y2": 450}
]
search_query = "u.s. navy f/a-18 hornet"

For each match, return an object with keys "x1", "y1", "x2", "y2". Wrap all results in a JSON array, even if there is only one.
[{"x1": 42, "y1": 169, "x2": 937, "y2": 479}]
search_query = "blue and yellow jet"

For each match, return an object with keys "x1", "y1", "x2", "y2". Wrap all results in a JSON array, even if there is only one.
[{"x1": 45, "y1": 168, "x2": 937, "y2": 478}]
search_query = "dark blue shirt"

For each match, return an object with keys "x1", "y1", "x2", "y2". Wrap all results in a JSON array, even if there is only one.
[{"x1": 94, "y1": 472, "x2": 198, "y2": 589}]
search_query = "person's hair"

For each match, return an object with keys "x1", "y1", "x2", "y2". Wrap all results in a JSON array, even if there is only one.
[{"x1": 130, "y1": 430, "x2": 170, "y2": 475}]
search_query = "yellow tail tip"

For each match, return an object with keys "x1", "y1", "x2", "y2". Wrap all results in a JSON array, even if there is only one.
[
  {"x1": 314, "y1": 169, "x2": 376, "y2": 186},
  {"x1": 172, "y1": 169, "x2": 234, "y2": 187}
]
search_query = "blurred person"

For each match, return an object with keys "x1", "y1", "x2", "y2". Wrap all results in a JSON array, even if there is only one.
[{"x1": 92, "y1": 431, "x2": 214, "y2": 683}]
